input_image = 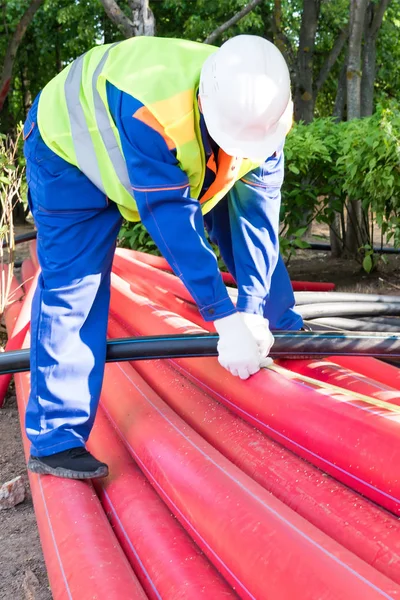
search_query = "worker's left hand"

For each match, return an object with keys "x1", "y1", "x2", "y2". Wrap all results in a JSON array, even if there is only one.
[{"x1": 240, "y1": 313, "x2": 275, "y2": 367}]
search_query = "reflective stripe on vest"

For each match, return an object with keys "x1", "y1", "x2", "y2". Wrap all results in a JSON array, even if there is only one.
[{"x1": 65, "y1": 43, "x2": 132, "y2": 200}]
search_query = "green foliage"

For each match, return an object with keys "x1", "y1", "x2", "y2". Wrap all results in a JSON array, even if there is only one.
[
  {"x1": 281, "y1": 117, "x2": 344, "y2": 245},
  {"x1": 118, "y1": 222, "x2": 159, "y2": 254},
  {"x1": 281, "y1": 103, "x2": 400, "y2": 268},
  {"x1": 337, "y1": 103, "x2": 400, "y2": 247}
]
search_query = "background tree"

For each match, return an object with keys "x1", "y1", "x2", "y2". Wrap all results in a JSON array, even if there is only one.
[
  {"x1": 0, "y1": 0, "x2": 399, "y2": 260},
  {"x1": 361, "y1": 0, "x2": 391, "y2": 117},
  {"x1": 0, "y1": 0, "x2": 44, "y2": 116}
]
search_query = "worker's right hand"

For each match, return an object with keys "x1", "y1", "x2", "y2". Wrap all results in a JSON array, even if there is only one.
[{"x1": 214, "y1": 312, "x2": 261, "y2": 380}]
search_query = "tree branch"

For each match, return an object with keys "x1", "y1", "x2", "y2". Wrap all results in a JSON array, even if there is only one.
[
  {"x1": 315, "y1": 24, "x2": 349, "y2": 92},
  {"x1": 98, "y1": 0, "x2": 135, "y2": 38},
  {"x1": 0, "y1": 0, "x2": 44, "y2": 112},
  {"x1": 370, "y1": 0, "x2": 391, "y2": 37},
  {"x1": 204, "y1": 0, "x2": 264, "y2": 45}
]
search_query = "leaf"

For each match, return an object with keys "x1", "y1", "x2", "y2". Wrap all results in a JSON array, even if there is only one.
[
  {"x1": 362, "y1": 254, "x2": 373, "y2": 273},
  {"x1": 288, "y1": 164, "x2": 300, "y2": 175},
  {"x1": 294, "y1": 227, "x2": 308, "y2": 237},
  {"x1": 293, "y1": 239, "x2": 311, "y2": 249}
]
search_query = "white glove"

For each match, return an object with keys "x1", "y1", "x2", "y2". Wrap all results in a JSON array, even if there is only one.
[
  {"x1": 214, "y1": 312, "x2": 261, "y2": 380},
  {"x1": 241, "y1": 313, "x2": 275, "y2": 367}
]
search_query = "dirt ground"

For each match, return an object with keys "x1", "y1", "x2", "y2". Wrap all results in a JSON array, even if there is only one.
[{"x1": 1, "y1": 222, "x2": 399, "y2": 600}]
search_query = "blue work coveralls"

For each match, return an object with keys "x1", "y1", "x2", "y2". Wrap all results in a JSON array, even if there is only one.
[{"x1": 23, "y1": 85, "x2": 302, "y2": 457}]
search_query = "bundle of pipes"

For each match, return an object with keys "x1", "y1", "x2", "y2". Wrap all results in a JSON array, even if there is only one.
[
  {"x1": 226, "y1": 287, "x2": 400, "y2": 332},
  {"x1": 3, "y1": 244, "x2": 400, "y2": 598},
  {"x1": 296, "y1": 292, "x2": 400, "y2": 329},
  {"x1": 114, "y1": 247, "x2": 400, "y2": 333}
]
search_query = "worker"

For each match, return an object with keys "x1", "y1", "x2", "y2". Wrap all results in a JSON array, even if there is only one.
[{"x1": 23, "y1": 34, "x2": 303, "y2": 480}]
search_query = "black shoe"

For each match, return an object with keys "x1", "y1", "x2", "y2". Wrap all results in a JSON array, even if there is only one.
[{"x1": 27, "y1": 447, "x2": 109, "y2": 480}]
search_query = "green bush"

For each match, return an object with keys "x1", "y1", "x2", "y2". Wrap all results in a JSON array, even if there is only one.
[
  {"x1": 282, "y1": 103, "x2": 400, "y2": 259},
  {"x1": 336, "y1": 104, "x2": 400, "y2": 247},
  {"x1": 281, "y1": 117, "x2": 344, "y2": 255}
]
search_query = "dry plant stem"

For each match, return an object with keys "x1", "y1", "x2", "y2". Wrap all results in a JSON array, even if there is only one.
[{"x1": 0, "y1": 130, "x2": 24, "y2": 315}]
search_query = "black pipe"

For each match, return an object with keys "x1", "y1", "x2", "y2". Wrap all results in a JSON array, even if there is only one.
[
  {"x1": 2, "y1": 230, "x2": 37, "y2": 248},
  {"x1": 305, "y1": 241, "x2": 400, "y2": 255},
  {"x1": 298, "y1": 302, "x2": 400, "y2": 320},
  {"x1": 294, "y1": 292, "x2": 400, "y2": 306},
  {"x1": 2, "y1": 331, "x2": 400, "y2": 375}
]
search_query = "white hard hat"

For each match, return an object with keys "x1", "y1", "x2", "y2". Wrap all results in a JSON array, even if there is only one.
[{"x1": 199, "y1": 35, "x2": 293, "y2": 161}]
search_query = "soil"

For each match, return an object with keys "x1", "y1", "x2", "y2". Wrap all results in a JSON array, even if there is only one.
[{"x1": 0, "y1": 222, "x2": 399, "y2": 600}]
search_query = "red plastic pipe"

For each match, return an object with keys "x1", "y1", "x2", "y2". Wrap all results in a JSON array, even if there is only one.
[
  {"x1": 108, "y1": 315, "x2": 400, "y2": 585},
  {"x1": 125, "y1": 248, "x2": 335, "y2": 291},
  {"x1": 21, "y1": 257, "x2": 37, "y2": 294},
  {"x1": 0, "y1": 269, "x2": 39, "y2": 407},
  {"x1": 98, "y1": 348, "x2": 400, "y2": 599},
  {"x1": 328, "y1": 356, "x2": 400, "y2": 391},
  {"x1": 109, "y1": 273, "x2": 400, "y2": 515},
  {"x1": 114, "y1": 249, "x2": 193, "y2": 304},
  {"x1": 88, "y1": 406, "x2": 238, "y2": 599},
  {"x1": 113, "y1": 258, "x2": 209, "y2": 330},
  {"x1": 29, "y1": 238, "x2": 39, "y2": 269},
  {"x1": 117, "y1": 248, "x2": 237, "y2": 286},
  {"x1": 291, "y1": 281, "x2": 336, "y2": 291},
  {"x1": 4, "y1": 298, "x2": 147, "y2": 600},
  {"x1": 277, "y1": 358, "x2": 400, "y2": 405}
]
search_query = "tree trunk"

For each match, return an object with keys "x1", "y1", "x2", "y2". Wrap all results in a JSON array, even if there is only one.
[
  {"x1": 99, "y1": 0, "x2": 155, "y2": 38},
  {"x1": 294, "y1": 0, "x2": 321, "y2": 123},
  {"x1": 129, "y1": 0, "x2": 155, "y2": 36},
  {"x1": 329, "y1": 212, "x2": 344, "y2": 258},
  {"x1": 55, "y1": 24, "x2": 62, "y2": 73},
  {"x1": 333, "y1": 58, "x2": 348, "y2": 121},
  {"x1": 0, "y1": 0, "x2": 44, "y2": 112},
  {"x1": 345, "y1": 0, "x2": 368, "y2": 256},
  {"x1": 346, "y1": 0, "x2": 368, "y2": 121},
  {"x1": 361, "y1": 0, "x2": 391, "y2": 117}
]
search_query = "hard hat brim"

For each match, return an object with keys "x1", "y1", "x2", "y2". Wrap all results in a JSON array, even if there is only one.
[{"x1": 201, "y1": 96, "x2": 293, "y2": 161}]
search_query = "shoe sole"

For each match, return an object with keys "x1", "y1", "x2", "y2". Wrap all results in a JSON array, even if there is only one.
[{"x1": 27, "y1": 457, "x2": 109, "y2": 480}]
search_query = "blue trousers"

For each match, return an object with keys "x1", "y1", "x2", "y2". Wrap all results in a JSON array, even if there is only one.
[
  {"x1": 24, "y1": 95, "x2": 301, "y2": 457},
  {"x1": 24, "y1": 96, "x2": 122, "y2": 457}
]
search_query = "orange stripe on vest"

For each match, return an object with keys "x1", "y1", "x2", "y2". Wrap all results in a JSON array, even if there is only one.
[
  {"x1": 200, "y1": 150, "x2": 242, "y2": 204},
  {"x1": 133, "y1": 107, "x2": 176, "y2": 151}
]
